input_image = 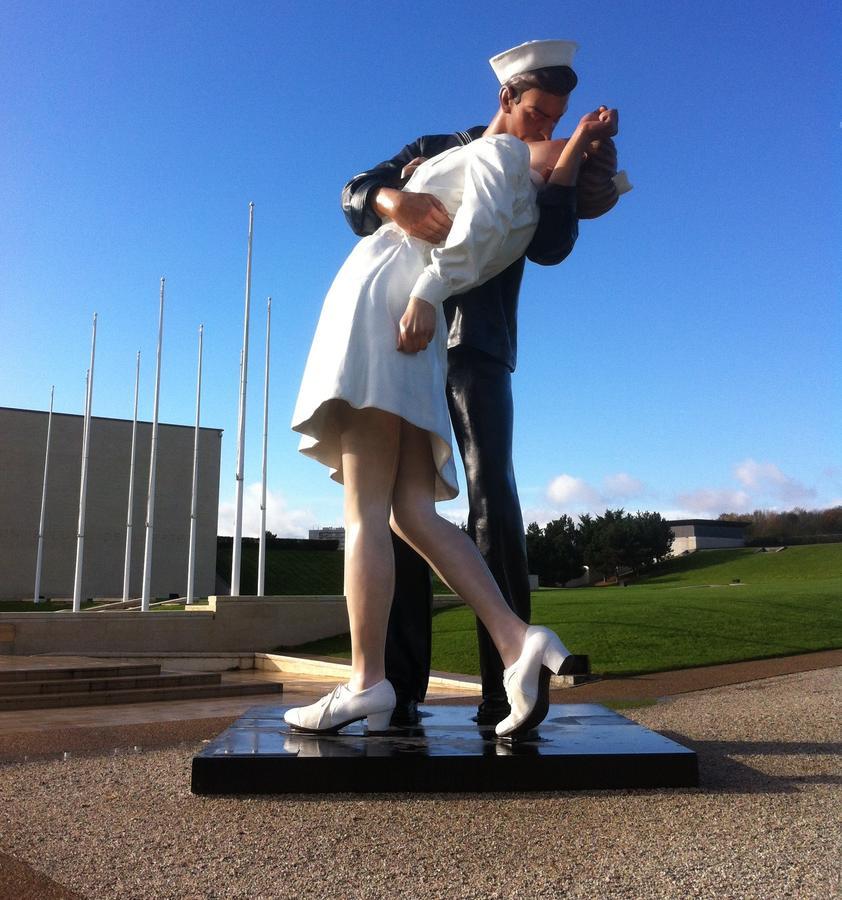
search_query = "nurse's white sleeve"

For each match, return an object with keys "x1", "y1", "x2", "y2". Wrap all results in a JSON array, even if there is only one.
[{"x1": 410, "y1": 136, "x2": 530, "y2": 307}]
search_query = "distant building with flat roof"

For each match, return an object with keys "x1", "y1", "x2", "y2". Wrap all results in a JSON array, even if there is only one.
[
  {"x1": 308, "y1": 526, "x2": 345, "y2": 549},
  {"x1": 0, "y1": 406, "x2": 222, "y2": 600},
  {"x1": 668, "y1": 519, "x2": 749, "y2": 554}
]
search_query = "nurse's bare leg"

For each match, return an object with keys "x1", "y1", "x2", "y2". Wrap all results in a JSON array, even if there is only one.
[
  {"x1": 389, "y1": 420, "x2": 527, "y2": 666},
  {"x1": 339, "y1": 405, "x2": 401, "y2": 692}
]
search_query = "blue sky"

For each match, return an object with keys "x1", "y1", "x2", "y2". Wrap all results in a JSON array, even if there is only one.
[{"x1": 1, "y1": 0, "x2": 839, "y2": 536}]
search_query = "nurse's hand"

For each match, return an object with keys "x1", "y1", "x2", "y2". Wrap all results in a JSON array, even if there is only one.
[
  {"x1": 400, "y1": 156, "x2": 428, "y2": 180},
  {"x1": 397, "y1": 297, "x2": 436, "y2": 353},
  {"x1": 577, "y1": 106, "x2": 618, "y2": 141}
]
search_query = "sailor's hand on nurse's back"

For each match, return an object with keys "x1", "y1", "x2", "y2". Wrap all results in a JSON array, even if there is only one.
[
  {"x1": 397, "y1": 297, "x2": 436, "y2": 354},
  {"x1": 373, "y1": 188, "x2": 452, "y2": 244}
]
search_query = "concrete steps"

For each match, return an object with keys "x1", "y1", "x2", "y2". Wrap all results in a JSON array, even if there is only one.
[
  {"x1": 0, "y1": 660, "x2": 282, "y2": 711},
  {"x1": 0, "y1": 663, "x2": 161, "y2": 683},
  {"x1": 0, "y1": 672, "x2": 221, "y2": 696}
]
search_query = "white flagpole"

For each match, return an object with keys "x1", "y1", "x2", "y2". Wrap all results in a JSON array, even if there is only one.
[
  {"x1": 73, "y1": 314, "x2": 97, "y2": 612},
  {"x1": 141, "y1": 279, "x2": 165, "y2": 612},
  {"x1": 186, "y1": 324, "x2": 204, "y2": 605},
  {"x1": 257, "y1": 297, "x2": 271, "y2": 597},
  {"x1": 122, "y1": 351, "x2": 141, "y2": 602},
  {"x1": 231, "y1": 202, "x2": 254, "y2": 596},
  {"x1": 33, "y1": 385, "x2": 55, "y2": 604}
]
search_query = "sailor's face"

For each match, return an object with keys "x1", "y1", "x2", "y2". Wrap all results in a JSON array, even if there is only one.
[{"x1": 506, "y1": 88, "x2": 569, "y2": 142}]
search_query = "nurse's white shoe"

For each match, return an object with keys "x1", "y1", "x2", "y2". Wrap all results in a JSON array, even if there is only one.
[
  {"x1": 495, "y1": 626, "x2": 570, "y2": 738},
  {"x1": 283, "y1": 679, "x2": 396, "y2": 734}
]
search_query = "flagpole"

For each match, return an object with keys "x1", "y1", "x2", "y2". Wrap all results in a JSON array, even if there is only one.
[
  {"x1": 231, "y1": 202, "x2": 254, "y2": 596},
  {"x1": 258, "y1": 297, "x2": 271, "y2": 596},
  {"x1": 33, "y1": 385, "x2": 55, "y2": 604},
  {"x1": 73, "y1": 314, "x2": 97, "y2": 612},
  {"x1": 122, "y1": 351, "x2": 141, "y2": 602},
  {"x1": 141, "y1": 279, "x2": 165, "y2": 612},
  {"x1": 186, "y1": 324, "x2": 204, "y2": 604}
]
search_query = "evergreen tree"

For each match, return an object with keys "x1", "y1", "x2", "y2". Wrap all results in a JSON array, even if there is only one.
[{"x1": 525, "y1": 516, "x2": 584, "y2": 586}]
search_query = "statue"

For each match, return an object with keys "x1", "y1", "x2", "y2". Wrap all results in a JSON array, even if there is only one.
[
  {"x1": 285, "y1": 41, "x2": 617, "y2": 737},
  {"x1": 339, "y1": 40, "x2": 623, "y2": 726}
]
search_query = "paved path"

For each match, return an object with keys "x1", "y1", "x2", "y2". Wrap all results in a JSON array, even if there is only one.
[
  {"x1": 1, "y1": 653, "x2": 839, "y2": 899},
  {"x1": 563, "y1": 647, "x2": 842, "y2": 701},
  {"x1": 443, "y1": 648, "x2": 842, "y2": 707}
]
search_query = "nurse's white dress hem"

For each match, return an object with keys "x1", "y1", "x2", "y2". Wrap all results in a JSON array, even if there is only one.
[{"x1": 291, "y1": 134, "x2": 539, "y2": 502}]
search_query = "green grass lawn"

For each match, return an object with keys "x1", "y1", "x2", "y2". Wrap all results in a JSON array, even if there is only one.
[
  {"x1": 642, "y1": 543, "x2": 842, "y2": 584},
  {"x1": 0, "y1": 600, "x2": 97, "y2": 612},
  {"x1": 216, "y1": 541, "x2": 344, "y2": 595},
  {"x1": 216, "y1": 538, "x2": 451, "y2": 596},
  {"x1": 297, "y1": 544, "x2": 842, "y2": 676},
  {"x1": 0, "y1": 599, "x2": 199, "y2": 612}
]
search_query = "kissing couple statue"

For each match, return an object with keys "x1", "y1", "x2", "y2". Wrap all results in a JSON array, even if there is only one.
[{"x1": 285, "y1": 39, "x2": 628, "y2": 738}]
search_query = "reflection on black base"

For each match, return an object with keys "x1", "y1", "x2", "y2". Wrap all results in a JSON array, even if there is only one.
[{"x1": 191, "y1": 703, "x2": 698, "y2": 794}]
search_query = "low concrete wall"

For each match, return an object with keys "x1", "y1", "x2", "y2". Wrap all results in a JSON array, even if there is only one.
[
  {"x1": 0, "y1": 595, "x2": 349, "y2": 656},
  {"x1": 256, "y1": 653, "x2": 483, "y2": 694},
  {"x1": 255, "y1": 654, "x2": 576, "y2": 692}
]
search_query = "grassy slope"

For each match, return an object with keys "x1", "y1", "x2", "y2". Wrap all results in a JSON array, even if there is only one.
[
  {"x1": 0, "y1": 601, "x2": 98, "y2": 612},
  {"x1": 299, "y1": 544, "x2": 842, "y2": 676},
  {"x1": 216, "y1": 541, "x2": 344, "y2": 595},
  {"x1": 215, "y1": 540, "x2": 449, "y2": 596},
  {"x1": 641, "y1": 544, "x2": 842, "y2": 584}
]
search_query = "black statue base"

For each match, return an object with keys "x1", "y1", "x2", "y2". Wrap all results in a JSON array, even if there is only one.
[{"x1": 191, "y1": 703, "x2": 698, "y2": 794}]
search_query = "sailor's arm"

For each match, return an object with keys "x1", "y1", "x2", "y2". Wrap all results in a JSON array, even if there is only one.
[{"x1": 341, "y1": 138, "x2": 452, "y2": 242}]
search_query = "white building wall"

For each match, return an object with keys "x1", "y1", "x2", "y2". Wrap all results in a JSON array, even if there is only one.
[
  {"x1": 671, "y1": 534, "x2": 746, "y2": 554},
  {"x1": 0, "y1": 408, "x2": 221, "y2": 600},
  {"x1": 672, "y1": 536, "x2": 696, "y2": 554},
  {"x1": 309, "y1": 527, "x2": 345, "y2": 549}
]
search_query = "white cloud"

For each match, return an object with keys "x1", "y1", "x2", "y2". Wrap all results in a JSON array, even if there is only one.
[
  {"x1": 674, "y1": 488, "x2": 752, "y2": 517},
  {"x1": 539, "y1": 471, "x2": 650, "y2": 520},
  {"x1": 543, "y1": 471, "x2": 647, "y2": 515},
  {"x1": 536, "y1": 460, "x2": 826, "y2": 524},
  {"x1": 439, "y1": 506, "x2": 470, "y2": 527},
  {"x1": 603, "y1": 472, "x2": 645, "y2": 499},
  {"x1": 734, "y1": 459, "x2": 782, "y2": 489},
  {"x1": 547, "y1": 474, "x2": 601, "y2": 506},
  {"x1": 521, "y1": 505, "x2": 564, "y2": 528},
  {"x1": 671, "y1": 459, "x2": 824, "y2": 519},
  {"x1": 218, "y1": 483, "x2": 315, "y2": 538},
  {"x1": 734, "y1": 458, "x2": 816, "y2": 505}
]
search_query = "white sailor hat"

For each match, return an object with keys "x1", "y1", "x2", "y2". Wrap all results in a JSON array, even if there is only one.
[{"x1": 489, "y1": 39, "x2": 579, "y2": 85}]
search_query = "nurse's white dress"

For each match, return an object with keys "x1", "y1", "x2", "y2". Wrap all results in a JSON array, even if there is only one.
[{"x1": 291, "y1": 133, "x2": 540, "y2": 501}]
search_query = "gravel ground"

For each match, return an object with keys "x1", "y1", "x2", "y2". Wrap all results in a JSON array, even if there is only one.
[{"x1": 1, "y1": 667, "x2": 839, "y2": 900}]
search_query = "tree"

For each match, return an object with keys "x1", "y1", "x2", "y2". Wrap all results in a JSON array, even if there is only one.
[
  {"x1": 631, "y1": 510, "x2": 673, "y2": 570},
  {"x1": 580, "y1": 509, "x2": 674, "y2": 580},
  {"x1": 820, "y1": 506, "x2": 842, "y2": 534},
  {"x1": 525, "y1": 522, "x2": 546, "y2": 580},
  {"x1": 525, "y1": 516, "x2": 584, "y2": 586},
  {"x1": 719, "y1": 507, "x2": 842, "y2": 543},
  {"x1": 580, "y1": 509, "x2": 630, "y2": 581}
]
